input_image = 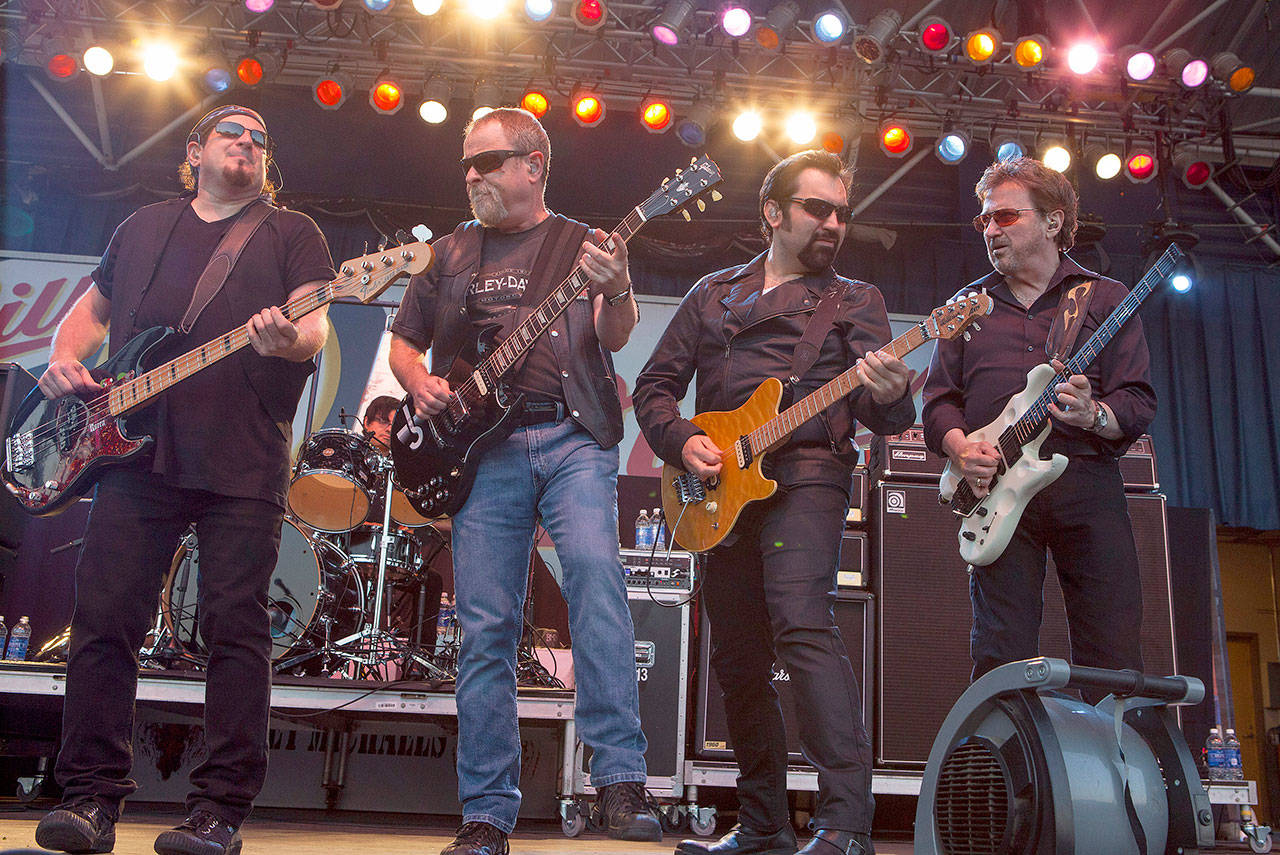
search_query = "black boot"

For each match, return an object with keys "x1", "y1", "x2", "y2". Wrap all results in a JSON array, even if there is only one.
[
  {"x1": 593, "y1": 781, "x2": 663, "y2": 841},
  {"x1": 675, "y1": 823, "x2": 798, "y2": 855},
  {"x1": 795, "y1": 829, "x2": 873, "y2": 855},
  {"x1": 153, "y1": 810, "x2": 242, "y2": 855},
  {"x1": 440, "y1": 821, "x2": 509, "y2": 855},
  {"x1": 35, "y1": 800, "x2": 117, "y2": 854}
]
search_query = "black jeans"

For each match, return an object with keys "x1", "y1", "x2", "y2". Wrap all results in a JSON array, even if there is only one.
[
  {"x1": 969, "y1": 457, "x2": 1144, "y2": 690},
  {"x1": 55, "y1": 468, "x2": 283, "y2": 825},
  {"x1": 702, "y1": 483, "x2": 873, "y2": 834}
]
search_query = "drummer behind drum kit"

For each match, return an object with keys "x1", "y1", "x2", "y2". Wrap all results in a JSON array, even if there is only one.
[{"x1": 144, "y1": 427, "x2": 452, "y2": 681}]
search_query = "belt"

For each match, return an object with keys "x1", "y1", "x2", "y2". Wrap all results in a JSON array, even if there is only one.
[{"x1": 512, "y1": 400, "x2": 567, "y2": 427}]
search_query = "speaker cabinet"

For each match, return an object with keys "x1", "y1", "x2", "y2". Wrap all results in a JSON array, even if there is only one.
[
  {"x1": 873, "y1": 482, "x2": 1175, "y2": 767},
  {"x1": 694, "y1": 591, "x2": 873, "y2": 764}
]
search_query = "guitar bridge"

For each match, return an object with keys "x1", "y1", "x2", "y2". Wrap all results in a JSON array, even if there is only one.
[
  {"x1": 5, "y1": 432, "x2": 34, "y2": 472},
  {"x1": 672, "y1": 472, "x2": 706, "y2": 505}
]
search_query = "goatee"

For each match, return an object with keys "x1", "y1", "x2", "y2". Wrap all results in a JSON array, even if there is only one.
[
  {"x1": 469, "y1": 183, "x2": 509, "y2": 227},
  {"x1": 797, "y1": 231, "x2": 840, "y2": 271}
]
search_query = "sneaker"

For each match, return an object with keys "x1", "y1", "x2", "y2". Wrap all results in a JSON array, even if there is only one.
[
  {"x1": 35, "y1": 800, "x2": 116, "y2": 854},
  {"x1": 153, "y1": 809, "x2": 242, "y2": 855},
  {"x1": 594, "y1": 781, "x2": 662, "y2": 842},
  {"x1": 441, "y1": 821, "x2": 509, "y2": 855}
]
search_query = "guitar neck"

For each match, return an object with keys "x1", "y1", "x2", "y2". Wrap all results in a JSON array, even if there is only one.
[
  {"x1": 479, "y1": 209, "x2": 646, "y2": 380},
  {"x1": 106, "y1": 281, "x2": 339, "y2": 417},
  {"x1": 1000, "y1": 244, "x2": 1182, "y2": 453},
  {"x1": 748, "y1": 319, "x2": 932, "y2": 456}
]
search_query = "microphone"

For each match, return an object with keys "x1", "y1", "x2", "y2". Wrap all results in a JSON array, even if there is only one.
[{"x1": 339, "y1": 407, "x2": 348, "y2": 428}]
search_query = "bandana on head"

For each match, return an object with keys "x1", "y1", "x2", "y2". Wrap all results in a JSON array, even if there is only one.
[{"x1": 187, "y1": 104, "x2": 269, "y2": 146}]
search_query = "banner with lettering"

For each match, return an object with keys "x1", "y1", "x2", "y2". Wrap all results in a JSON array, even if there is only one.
[{"x1": 0, "y1": 250, "x2": 99, "y2": 369}]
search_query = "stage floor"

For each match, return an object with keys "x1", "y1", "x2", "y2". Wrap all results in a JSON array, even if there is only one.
[{"x1": 0, "y1": 808, "x2": 914, "y2": 854}]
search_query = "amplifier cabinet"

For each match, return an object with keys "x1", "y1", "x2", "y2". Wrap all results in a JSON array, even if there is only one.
[
  {"x1": 693, "y1": 591, "x2": 873, "y2": 765},
  {"x1": 837, "y1": 530, "x2": 868, "y2": 590},
  {"x1": 868, "y1": 426, "x2": 946, "y2": 483},
  {"x1": 872, "y1": 482, "x2": 1176, "y2": 768},
  {"x1": 845, "y1": 467, "x2": 871, "y2": 527},
  {"x1": 577, "y1": 588, "x2": 690, "y2": 796},
  {"x1": 1119, "y1": 434, "x2": 1159, "y2": 492}
]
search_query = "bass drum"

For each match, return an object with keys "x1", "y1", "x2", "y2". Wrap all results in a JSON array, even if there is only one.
[
  {"x1": 288, "y1": 429, "x2": 379, "y2": 532},
  {"x1": 161, "y1": 517, "x2": 364, "y2": 664}
]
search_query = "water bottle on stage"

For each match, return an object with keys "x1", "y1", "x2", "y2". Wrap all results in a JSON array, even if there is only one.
[
  {"x1": 3, "y1": 616, "x2": 31, "y2": 661},
  {"x1": 1224, "y1": 728, "x2": 1244, "y2": 781},
  {"x1": 1205, "y1": 727, "x2": 1227, "y2": 781}
]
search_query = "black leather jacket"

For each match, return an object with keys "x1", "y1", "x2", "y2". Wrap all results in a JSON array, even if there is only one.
[{"x1": 634, "y1": 253, "x2": 916, "y2": 491}]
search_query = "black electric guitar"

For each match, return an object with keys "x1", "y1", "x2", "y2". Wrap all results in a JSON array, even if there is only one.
[
  {"x1": 390, "y1": 156, "x2": 723, "y2": 518},
  {"x1": 2, "y1": 242, "x2": 432, "y2": 516}
]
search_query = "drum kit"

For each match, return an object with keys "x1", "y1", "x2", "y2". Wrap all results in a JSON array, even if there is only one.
[{"x1": 143, "y1": 427, "x2": 453, "y2": 681}]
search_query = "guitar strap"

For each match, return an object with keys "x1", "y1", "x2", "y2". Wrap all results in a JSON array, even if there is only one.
[
  {"x1": 787, "y1": 278, "x2": 849, "y2": 385},
  {"x1": 179, "y1": 199, "x2": 277, "y2": 334},
  {"x1": 1044, "y1": 277, "x2": 1097, "y2": 361},
  {"x1": 507, "y1": 215, "x2": 590, "y2": 383}
]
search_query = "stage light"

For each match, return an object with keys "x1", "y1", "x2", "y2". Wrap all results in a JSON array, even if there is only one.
[
  {"x1": 1174, "y1": 149, "x2": 1211, "y2": 189},
  {"x1": 420, "y1": 76, "x2": 453, "y2": 123},
  {"x1": 1124, "y1": 146, "x2": 1157, "y2": 183},
  {"x1": 82, "y1": 45, "x2": 114, "y2": 76},
  {"x1": 918, "y1": 16, "x2": 952, "y2": 54},
  {"x1": 245, "y1": 0, "x2": 275, "y2": 12},
  {"x1": 466, "y1": 0, "x2": 506, "y2": 21},
  {"x1": 1119, "y1": 45, "x2": 1156, "y2": 81},
  {"x1": 1085, "y1": 144, "x2": 1121, "y2": 180},
  {"x1": 1163, "y1": 48, "x2": 1207, "y2": 89},
  {"x1": 524, "y1": 0, "x2": 554, "y2": 21},
  {"x1": 652, "y1": 0, "x2": 695, "y2": 45},
  {"x1": 142, "y1": 43, "x2": 180, "y2": 82},
  {"x1": 1013, "y1": 34, "x2": 1047, "y2": 70},
  {"x1": 573, "y1": 0, "x2": 607, "y2": 29},
  {"x1": 473, "y1": 80, "x2": 503, "y2": 119},
  {"x1": 756, "y1": 0, "x2": 800, "y2": 50},
  {"x1": 370, "y1": 76, "x2": 405, "y2": 115},
  {"x1": 43, "y1": 43, "x2": 79, "y2": 80},
  {"x1": 990, "y1": 129, "x2": 1024, "y2": 161},
  {"x1": 313, "y1": 71, "x2": 352, "y2": 109},
  {"x1": 520, "y1": 86, "x2": 550, "y2": 118},
  {"x1": 786, "y1": 111, "x2": 817, "y2": 144},
  {"x1": 821, "y1": 116, "x2": 861, "y2": 155},
  {"x1": 310, "y1": 0, "x2": 344, "y2": 8},
  {"x1": 879, "y1": 120, "x2": 912, "y2": 157},
  {"x1": 676, "y1": 99, "x2": 713, "y2": 147},
  {"x1": 1041, "y1": 142, "x2": 1071, "y2": 173},
  {"x1": 855, "y1": 8, "x2": 902, "y2": 64},
  {"x1": 413, "y1": 0, "x2": 444, "y2": 13},
  {"x1": 1211, "y1": 51, "x2": 1254, "y2": 93},
  {"x1": 198, "y1": 56, "x2": 234, "y2": 93},
  {"x1": 571, "y1": 85, "x2": 605, "y2": 126},
  {"x1": 1066, "y1": 42, "x2": 1100, "y2": 75},
  {"x1": 721, "y1": 4, "x2": 752, "y2": 38},
  {"x1": 234, "y1": 50, "x2": 280, "y2": 86},
  {"x1": 363, "y1": 0, "x2": 393, "y2": 10},
  {"x1": 1170, "y1": 273, "x2": 1192, "y2": 292},
  {"x1": 640, "y1": 96, "x2": 673, "y2": 133},
  {"x1": 935, "y1": 130, "x2": 970, "y2": 164},
  {"x1": 811, "y1": 6, "x2": 851, "y2": 44},
  {"x1": 732, "y1": 109, "x2": 763, "y2": 142},
  {"x1": 963, "y1": 27, "x2": 1000, "y2": 65}
]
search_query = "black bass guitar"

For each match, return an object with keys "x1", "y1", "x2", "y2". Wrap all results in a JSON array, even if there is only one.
[
  {"x1": 390, "y1": 156, "x2": 723, "y2": 518},
  {"x1": 2, "y1": 242, "x2": 432, "y2": 516}
]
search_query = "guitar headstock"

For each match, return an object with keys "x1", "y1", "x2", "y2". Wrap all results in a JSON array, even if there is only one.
[
  {"x1": 332, "y1": 241, "x2": 434, "y2": 303},
  {"x1": 639, "y1": 155, "x2": 724, "y2": 222},
  {"x1": 926, "y1": 292, "x2": 994, "y2": 341}
]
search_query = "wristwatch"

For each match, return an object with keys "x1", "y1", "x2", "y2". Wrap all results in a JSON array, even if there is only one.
[
  {"x1": 604, "y1": 286, "x2": 633, "y2": 306},
  {"x1": 1088, "y1": 400, "x2": 1109, "y2": 433}
]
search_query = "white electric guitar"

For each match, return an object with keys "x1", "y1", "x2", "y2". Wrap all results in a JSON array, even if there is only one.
[{"x1": 939, "y1": 243, "x2": 1184, "y2": 566}]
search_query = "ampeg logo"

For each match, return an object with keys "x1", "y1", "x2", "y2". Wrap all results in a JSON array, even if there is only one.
[{"x1": 885, "y1": 489, "x2": 907, "y2": 514}]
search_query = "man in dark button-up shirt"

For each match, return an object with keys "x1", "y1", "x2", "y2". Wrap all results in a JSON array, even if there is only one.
[
  {"x1": 922, "y1": 156, "x2": 1156, "y2": 690},
  {"x1": 636, "y1": 150, "x2": 914, "y2": 855}
]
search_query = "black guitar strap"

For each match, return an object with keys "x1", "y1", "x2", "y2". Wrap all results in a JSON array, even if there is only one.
[
  {"x1": 179, "y1": 199, "x2": 277, "y2": 334},
  {"x1": 788, "y1": 277, "x2": 849, "y2": 385},
  {"x1": 507, "y1": 215, "x2": 590, "y2": 382}
]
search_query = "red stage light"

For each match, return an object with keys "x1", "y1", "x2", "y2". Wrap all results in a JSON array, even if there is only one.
[
  {"x1": 640, "y1": 97, "x2": 672, "y2": 133},
  {"x1": 1174, "y1": 150, "x2": 1212, "y2": 189},
  {"x1": 572, "y1": 92, "x2": 604, "y2": 125},
  {"x1": 821, "y1": 131, "x2": 845, "y2": 153},
  {"x1": 236, "y1": 57, "x2": 264, "y2": 86},
  {"x1": 46, "y1": 52, "x2": 78, "y2": 79},
  {"x1": 574, "y1": 0, "x2": 606, "y2": 28},
  {"x1": 919, "y1": 18, "x2": 950, "y2": 54},
  {"x1": 879, "y1": 122, "x2": 912, "y2": 157},
  {"x1": 521, "y1": 89, "x2": 550, "y2": 117},
  {"x1": 1125, "y1": 151, "x2": 1156, "y2": 183},
  {"x1": 371, "y1": 79, "x2": 404, "y2": 114},
  {"x1": 314, "y1": 78, "x2": 346, "y2": 108}
]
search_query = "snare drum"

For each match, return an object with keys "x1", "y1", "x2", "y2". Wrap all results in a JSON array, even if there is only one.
[
  {"x1": 289, "y1": 429, "x2": 379, "y2": 532},
  {"x1": 342, "y1": 526, "x2": 422, "y2": 581}
]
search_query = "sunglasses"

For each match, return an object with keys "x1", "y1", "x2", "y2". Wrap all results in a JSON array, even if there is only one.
[
  {"x1": 789, "y1": 197, "x2": 853, "y2": 224},
  {"x1": 972, "y1": 207, "x2": 1040, "y2": 232},
  {"x1": 460, "y1": 149, "x2": 532, "y2": 175},
  {"x1": 209, "y1": 120, "x2": 272, "y2": 152}
]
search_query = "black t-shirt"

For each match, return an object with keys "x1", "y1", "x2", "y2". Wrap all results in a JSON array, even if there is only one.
[
  {"x1": 96, "y1": 201, "x2": 334, "y2": 505},
  {"x1": 467, "y1": 217, "x2": 565, "y2": 403}
]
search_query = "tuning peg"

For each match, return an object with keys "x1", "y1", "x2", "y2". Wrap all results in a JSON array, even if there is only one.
[
  {"x1": 696, "y1": 199, "x2": 706, "y2": 212},
  {"x1": 711, "y1": 190, "x2": 722, "y2": 202},
  {"x1": 971, "y1": 321, "x2": 981, "y2": 331},
  {"x1": 690, "y1": 156, "x2": 697, "y2": 165},
  {"x1": 681, "y1": 210, "x2": 692, "y2": 222},
  {"x1": 378, "y1": 234, "x2": 389, "y2": 252},
  {"x1": 395, "y1": 229, "x2": 412, "y2": 245},
  {"x1": 963, "y1": 331, "x2": 972, "y2": 341},
  {"x1": 362, "y1": 241, "x2": 369, "y2": 255}
]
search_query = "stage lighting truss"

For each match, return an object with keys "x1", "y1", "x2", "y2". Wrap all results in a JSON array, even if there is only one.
[
  {"x1": 810, "y1": 4, "x2": 851, "y2": 46},
  {"x1": 573, "y1": 0, "x2": 607, "y2": 31},
  {"x1": 963, "y1": 26, "x2": 1000, "y2": 65},
  {"x1": 1173, "y1": 148, "x2": 1212, "y2": 189},
  {"x1": 854, "y1": 8, "x2": 901, "y2": 65},
  {"x1": 1012, "y1": 34, "x2": 1047, "y2": 71},
  {"x1": 675, "y1": 98, "x2": 713, "y2": 147},
  {"x1": 916, "y1": 16, "x2": 953, "y2": 56},
  {"x1": 420, "y1": 76, "x2": 453, "y2": 123},
  {"x1": 878, "y1": 119, "x2": 912, "y2": 158},
  {"x1": 934, "y1": 128, "x2": 970, "y2": 164},
  {"x1": 1124, "y1": 143, "x2": 1158, "y2": 183},
  {"x1": 756, "y1": 0, "x2": 800, "y2": 50},
  {"x1": 640, "y1": 95, "x2": 673, "y2": 133},
  {"x1": 369, "y1": 74, "x2": 406, "y2": 114},
  {"x1": 313, "y1": 69, "x2": 353, "y2": 109},
  {"x1": 571, "y1": 83, "x2": 606, "y2": 126},
  {"x1": 651, "y1": 0, "x2": 695, "y2": 46},
  {"x1": 1210, "y1": 51, "x2": 1255, "y2": 93}
]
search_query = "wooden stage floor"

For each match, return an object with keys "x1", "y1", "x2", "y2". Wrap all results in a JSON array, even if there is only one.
[{"x1": 0, "y1": 807, "x2": 915, "y2": 854}]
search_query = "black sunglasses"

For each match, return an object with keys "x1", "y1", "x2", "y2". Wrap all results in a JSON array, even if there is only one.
[
  {"x1": 209, "y1": 120, "x2": 273, "y2": 152},
  {"x1": 972, "y1": 207, "x2": 1040, "y2": 232},
  {"x1": 789, "y1": 197, "x2": 853, "y2": 224},
  {"x1": 460, "y1": 149, "x2": 532, "y2": 175}
]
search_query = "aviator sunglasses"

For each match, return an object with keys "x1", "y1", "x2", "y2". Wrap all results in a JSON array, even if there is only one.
[
  {"x1": 789, "y1": 197, "x2": 854, "y2": 224},
  {"x1": 206, "y1": 120, "x2": 273, "y2": 152},
  {"x1": 972, "y1": 207, "x2": 1041, "y2": 232},
  {"x1": 460, "y1": 149, "x2": 533, "y2": 175}
]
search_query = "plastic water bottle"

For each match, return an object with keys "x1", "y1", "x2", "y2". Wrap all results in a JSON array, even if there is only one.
[
  {"x1": 635, "y1": 509, "x2": 651, "y2": 550},
  {"x1": 1224, "y1": 728, "x2": 1244, "y2": 781},
  {"x1": 0, "y1": 616, "x2": 7, "y2": 659},
  {"x1": 652, "y1": 508, "x2": 666, "y2": 551},
  {"x1": 4, "y1": 616, "x2": 31, "y2": 661},
  {"x1": 435, "y1": 595, "x2": 454, "y2": 652},
  {"x1": 1206, "y1": 727, "x2": 1227, "y2": 780}
]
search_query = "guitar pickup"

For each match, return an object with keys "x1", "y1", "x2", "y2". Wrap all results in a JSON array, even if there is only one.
[
  {"x1": 5, "y1": 433, "x2": 34, "y2": 472},
  {"x1": 672, "y1": 472, "x2": 706, "y2": 505}
]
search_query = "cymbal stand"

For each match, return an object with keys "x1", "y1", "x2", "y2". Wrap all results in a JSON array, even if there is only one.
[{"x1": 328, "y1": 455, "x2": 451, "y2": 680}]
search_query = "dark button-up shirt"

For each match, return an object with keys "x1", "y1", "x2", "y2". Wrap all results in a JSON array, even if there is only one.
[{"x1": 922, "y1": 254, "x2": 1156, "y2": 459}]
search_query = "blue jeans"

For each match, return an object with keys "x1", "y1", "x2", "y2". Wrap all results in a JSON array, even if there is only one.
[{"x1": 451, "y1": 419, "x2": 647, "y2": 832}]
